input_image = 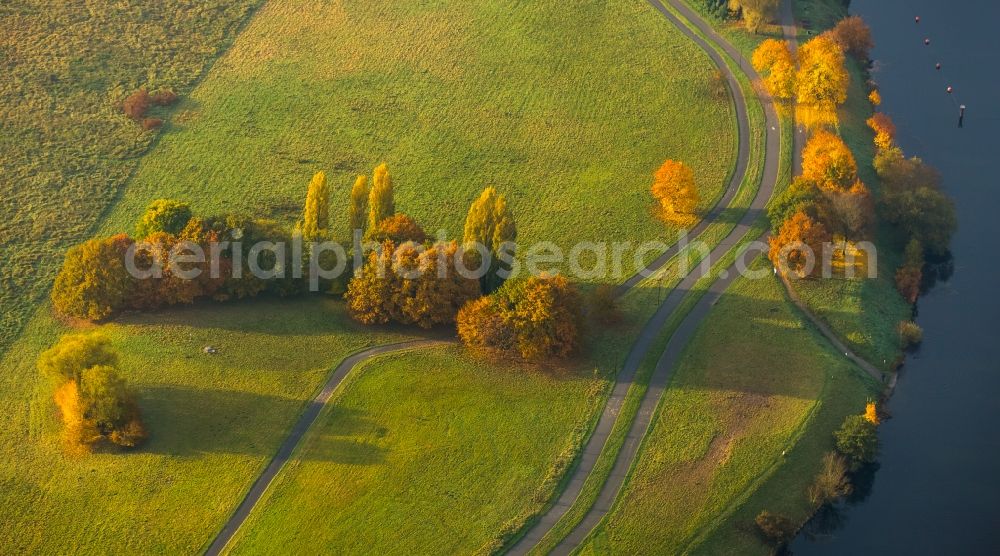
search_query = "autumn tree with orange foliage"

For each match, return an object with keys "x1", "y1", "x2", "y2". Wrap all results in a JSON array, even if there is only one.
[
  {"x1": 457, "y1": 274, "x2": 583, "y2": 361},
  {"x1": 769, "y1": 210, "x2": 832, "y2": 278},
  {"x1": 867, "y1": 112, "x2": 896, "y2": 152},
  {"x1": 864, "y1": 401, "x2": 880, "y2": 425},
  {"x1": 868, "y1": 89, "x2": 881, "y2": 106},
  {"x1": 345, "y1": 241, "x2": 480, "y2": 328},
  {"x1": 651, "y1": 159, "x2": 699, "y2": 226},
  {"x1": 830, "y1": 16, "x2": 874, "y2": 61},
  {"x1": 751, "y1": 39, "x2": 796, "y2": 100},
  {"x1": 801, "y1": 130, "x2": 858, "y2": 191},
  {"x1": 51, "y1": 234, "x2": 135, "y2": 321}
]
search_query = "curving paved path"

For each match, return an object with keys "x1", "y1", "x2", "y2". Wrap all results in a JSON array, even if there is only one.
[
  {"x1": 204, "y1": 339, "x2": 449, "y2": 556},
  {"x1": 507, "y1": 1, "x2": 786, "y2": 553}
]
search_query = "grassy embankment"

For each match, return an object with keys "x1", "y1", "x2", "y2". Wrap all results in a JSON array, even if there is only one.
[{"x1": 0, "y1": 0, "x2": 738, "y2": 552}]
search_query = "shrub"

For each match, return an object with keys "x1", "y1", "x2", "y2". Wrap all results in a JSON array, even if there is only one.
[
  {"x1": 51, "y1": 234, "x2": 134, "y2": 321},
  {"x1": 122, "y1": 88, "x2": 151, "y2": 120},
  {"x1": 808, "y1": 452, "x2": 852, "y2": 505},
  {"x1": 899, "y1": 320, "x2": 923, "y2": 348},
  {"x1": 141, "y1": 117, "x2": 163, "y2": 131},
  {"x1": 755, "y1": 510, "x2": 796, "y2": 544},
  {"x1": 834, "y1": 414, "x2": 879, "y2": 470},
  {"x1": 135, "y1": 199, "x2": 193, "y2": 239}
]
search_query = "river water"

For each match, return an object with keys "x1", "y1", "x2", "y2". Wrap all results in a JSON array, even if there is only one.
[{"x1": 791, "y1": 0, "x2": 1000, "y2": 553}]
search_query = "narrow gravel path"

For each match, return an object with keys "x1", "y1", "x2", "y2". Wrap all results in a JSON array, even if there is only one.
[
  {"x1": 507, "y1": 1, "x2": 784, "y2": 553},
  {"x1": 204, "y1": 339, "x2": 449, "y2": 555}
]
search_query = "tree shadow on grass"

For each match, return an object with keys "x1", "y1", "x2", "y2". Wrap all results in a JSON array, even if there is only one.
[{"x1": 139, "y1": 385, "x2": 385, "y2": 464}]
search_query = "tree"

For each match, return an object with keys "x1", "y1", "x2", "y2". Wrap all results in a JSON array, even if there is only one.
[
  {"x1": 882, "y1": 184, "x2": 957, "y2": 256},
  {"x1": 868, "y1": 89, "x2": 882, "y2": 106},
  {"x1": 463, "y1": 187, "x2": 518, "y2": 293},
  {"x1": 867, "y1": 112, "x2": 896, "y2": 152},
  {"x1": 769, "y1": 210, "x2": 831, "y2": 278},
  {"x1": 301, "y1": 171, "x2": 329, "y2": 241},
  {"x1": 457, "y1": 275, "x2": 584, "y2": 361},
  {"x1": 53, "y1": 380, "x2": 99, "y2": 452},
  {"x1": 651, "y1": 159, "x2": 700, "y2": 226},
  {"x1": 864, "y1": 401, "x2": 880, "y2": 425},
  {"x1": 899, "y1": 320, "x2": 923, "y2": 348},
  {"x1": 768, "y1": 177, "x2": 829, "y2": 233},
  {"x1": 729, "y1": 0, "x2": 779, "y2": 33},
  {"x1": 831, "y1": 16, "x2": 874, "y2": 61},
  {"x1": 808, "y1": 452, "x2": 853, "y2": 505},
  {"x1": 801, "y1": 130, "x2": 858, "y2": 191},
  {"x1": 829, "y1": 180, "x2": 874, "y2": 237},
  {"x1": 345, "y1": 242, "x2": 395, "y2": 325},
  {"x1": 37, "y1": 333, "x2": 118, "y2": 383},
  {"x1": 135, "y1": 199, "x2": 192, "y2": 239},
  {"x1": 367, "y1": 213, "x2": 427, "y2": 244},
  {"x1": 796, "y1": 34, "x2": 849, "y2": 113},
  {"x1": 755, "y1": 510, "x2": 796, "y2": 544},
  {"x1": 751, "y1": 39, "x2": 796, "y2": 100},
  {"x1": 51, "y1": 234, "x2": 134, "y2": 321},
  {"x1": 368, "y1": 163, "x2": 395, "y2": 231},
  {"x1": 834, "y1": 414, "x2": 879, "y2": 470},
  {"x1": 349, "y1": 174, "x2": 369, "y2": 238}
]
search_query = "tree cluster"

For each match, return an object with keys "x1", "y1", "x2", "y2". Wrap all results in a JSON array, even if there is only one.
[
  {"x1": 768, "y1": 131, "x2": 873, "y2": 276},
  {"x1": 345, "y1": 240, "x2": 480, "y2": 329},
  {"x1": 39, "y1": 333, "x2": 146, "y2": 453},
  {"x1": 457, "y1": 274, "x2": 584, "y2": 361},
  {"x1": 752, "y1": 31, "x2": 850, "y2": 126}
]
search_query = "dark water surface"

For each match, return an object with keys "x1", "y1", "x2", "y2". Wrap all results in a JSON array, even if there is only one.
[{"x1": 792, "y1": 0, "x2": 1000, "y2": 553}]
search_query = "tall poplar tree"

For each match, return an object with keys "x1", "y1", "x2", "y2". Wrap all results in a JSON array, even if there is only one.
[
  {"x1": 368, "y1": 163, "x2": 395, "y2": 232},
  {"x1": 463, "y1": 187, "x2": 517, "y2": 292},
  {"x1": 301, "y1": 171, "x2": 329, "y2": 241},
  {"x1": 348, "y1": 174, "x2": 369, "y2": 238}
]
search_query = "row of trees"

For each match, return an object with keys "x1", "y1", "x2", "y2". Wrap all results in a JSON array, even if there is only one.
[
  {"x1": 864, "y1": 113, "x2": 957, "y2": 302},
  {"x1": 38, "y1": 333, "x2": 146, "y2": 453},
  {"x1": 752, "y1": 17, "x2": 872, "y2": 127}
]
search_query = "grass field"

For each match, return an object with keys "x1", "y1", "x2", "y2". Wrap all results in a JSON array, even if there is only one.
[
  {"x1": 0, "y1": 299, "x2": 414, "y2": 553},
  {"x1": 225, "y1": 346, "x2": 606, "y2": 554},
  {"x1": 0, "y1": 0, "x2": 740, "y2": 552},
  {"x1": 577, "y1": 258, "x2": 877, "y2": 554},
  {"x1": 0, "y1": 0, "x2": 262, "y2": 358},
  {"x1": 96, "y1": 0, "x2": 737, "y2": 277}
]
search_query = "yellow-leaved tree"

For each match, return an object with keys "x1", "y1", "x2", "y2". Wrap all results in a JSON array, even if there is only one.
[
  {"x1": 463, "y1": 186, "x2": 517, "y2": 293},
  {"x1": 300, "y1": 171, "x2": 329, "y2": 241},
  {"x1": 368, "y1": 163, "x2": 395, "y2": 231},
  {"x1": 751, "y1": 39, "x2": 796, "y2": 100},
  {"x1": 801, "y1": 130, "x2": 858, "y2": 191},
  {"x1": 651, "y1": 159, "x2": 700, "y2": 227},
  {"x1": 348, "y1": 174, "x2": 369, "y2": 239},
  {"x1": 796, "y1": 34, "x2": 849, "y2": 126}
]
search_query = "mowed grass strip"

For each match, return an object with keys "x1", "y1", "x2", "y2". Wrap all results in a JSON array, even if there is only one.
[
  {"x1": 98, "y1": 0, "x2": 736, "y2": 278},
  {"x1": 0, "y1": 299, "x2": 413, "y2": 553},
  {"x1": 0, "y1": 0, "x2": 263, "y2": 357},
  {"x1": 576, "y1": 257, "x2": 876, "y2": 554},
  {"x1": 227, "y1": 346, "x2": 606, "y2": 555}
]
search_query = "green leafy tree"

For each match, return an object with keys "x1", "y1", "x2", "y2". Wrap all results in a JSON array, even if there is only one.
[
  {"x1": 368, "y1": 163, "x2": 395, "y2": 231},
  {"x1": 135, "y1": 199, "x2": 192, "y2": 239},
  {"x1": 463, "y1": 187, "x2": 517, "y2": 292},
  {"x1": 51, "y1": 234, "x2": 134, "y2": 321},
  {"x1": 37, "y1": 333, "x2": 118, "y2": 383},
  {"x1": 301, "y1": 171, "x2": 329, "y2": 241},
  {"x1": 834, "y1": 414, "x2": 879, "y2": 470}
]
